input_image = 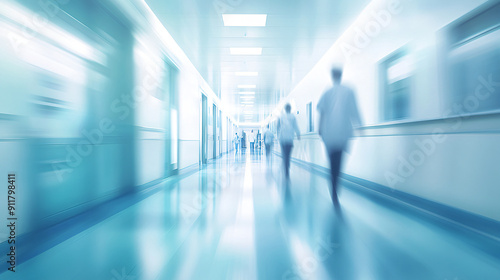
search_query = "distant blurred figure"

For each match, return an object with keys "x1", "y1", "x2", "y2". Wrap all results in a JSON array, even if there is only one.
[
  {"x1": 317, "y1": 68, "x2": 361, "y2": 206},
  {"x1": 263, "y1": 125, "x2": 275, "y2": 165},
  {"x1": 249, "y1": 129, "x2": 256, "y2": 152},
  {"x1": 257, "y1": 130, "x2": 262, "y2": 150},
  {"x1": 278, "y1": 103, "x2": 301, "y2": 179},
  {"x1": 233, "y1": 133, "x2": 240, "y2": 153},
  {"x1": 241, "y1": 131, "x2": 246, "y2": 150}
]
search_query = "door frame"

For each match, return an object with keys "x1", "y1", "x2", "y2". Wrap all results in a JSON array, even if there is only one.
[{"x1": 201, "y1": 93, "x2": 208, "y2": 165}]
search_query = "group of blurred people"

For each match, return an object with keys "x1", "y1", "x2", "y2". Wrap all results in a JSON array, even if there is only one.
[
  {"x1": 239, "y1": 68, "x2": 362, "y2": 206},
  {"x1": 233, "y1": 129, "x2": 258, "y2": 153}
]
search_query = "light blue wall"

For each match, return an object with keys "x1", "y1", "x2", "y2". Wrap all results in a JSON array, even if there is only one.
[
  {"x1": 275, "y1": 0, "x2": 500, "y2": 221},
  {"x1": 286, "y1": 115, "x2": 500, "y2": 221}
]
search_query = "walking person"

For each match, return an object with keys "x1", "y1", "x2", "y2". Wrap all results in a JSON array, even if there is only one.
[
  {"x1": 233, "y1": 133, "x2": 240, "y2": 154},
  {"x1": 241, "y1": 132, "x2": 246, "y2": 150},
  {"x1": 263, "y1": 125, "x2": 275, "y2": 165},
  {"x1": 256, "y1": 130, "x2": 262, "y2": 150},
  {"x1": 278, "y1": 103, "x2": 300, "y2": 179},
  {"x1": 317, "y1": 67, "x2": 362, "y2": 206},
  {"x1": 248, "y1": 129, "x2": 256, "y2": 153}
]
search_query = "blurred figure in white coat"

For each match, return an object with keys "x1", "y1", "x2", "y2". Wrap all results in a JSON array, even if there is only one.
[
  {"x1": 263, "y1": 125, "x2": 275, "y2": 165},
  {"x1": 278, "y1": 103, "x2": 301, "y2": 179},
  {"x1": 233, "y1": 133, "x2": 240, "y2": 154},
  {"x1": 317, "y1": 68, "x2": 362, "y2": 206},
  {"x1": 248, "y1": 129, "x2": 256, "y2": 152}
]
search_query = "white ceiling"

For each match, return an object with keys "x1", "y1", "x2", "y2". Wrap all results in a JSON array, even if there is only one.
[{"x1": 145, "y1": 0, "x2": 371, "y2": 123}]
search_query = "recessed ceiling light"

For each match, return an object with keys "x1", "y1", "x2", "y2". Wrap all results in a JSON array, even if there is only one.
[
  {"x1": 239, "y1": 92, "x2": 255, "y2": 95},
  {"x1": 241, "y1": 96, "x2": 255, "y2": 99},
  {"x1": 238, "y1": 85, "x2": 256, "y2": 89},
  {"x1": 223, "y1": 14, "x2": 267, "y2": 27},
  {"x1": 230, "y1": 48, "x2": 262, "y2": 55},
  {"x1": 235, "y1": 72, "x2": 258, "y2": 76}
]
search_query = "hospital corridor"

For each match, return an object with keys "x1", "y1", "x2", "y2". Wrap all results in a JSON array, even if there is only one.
[{"x1": 1, "y1": 0, "x2": 500, "y2": 279}]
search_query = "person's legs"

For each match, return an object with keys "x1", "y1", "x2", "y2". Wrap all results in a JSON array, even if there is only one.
[
  {"x1": 282, "y1": 144, "x2": 292, "y2": 178},
  {"x1": 266, "y1": 144, "x2": 273, "y2": 164},
  {"x1": 287, "y1": 144, "x2": 294, "y2": 177},
  {"x1": 328, "y1": 150, "x2": 343, "y2": 205},
  {"x1": 280, "y1": 144, "x2": 287, "y2": 176}
]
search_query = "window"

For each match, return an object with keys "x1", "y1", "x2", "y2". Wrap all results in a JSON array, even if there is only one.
[
  {"x1": 306, "y1": 102, "x2": 313, "y2": 132},
  {"x1": 380, "y1": 48, "x2": 413, "y2": 121},
  {"x1": 445, "y1": 2, "x2": 500, "y2": 114}
]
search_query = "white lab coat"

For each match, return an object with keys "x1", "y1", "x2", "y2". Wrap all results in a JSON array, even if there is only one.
[
  {"x1": 248, "y1": 132, "x2": 255, "y2": 143},
  {"x1": 263, "y1": 129, "x2": 274, "y2": 145},
  {"x1": 278, "y1": 113, "x2": 300, "y2": 145},
  {"x1": 317, "y1": 84, "x2": 361, "y2": 151}
]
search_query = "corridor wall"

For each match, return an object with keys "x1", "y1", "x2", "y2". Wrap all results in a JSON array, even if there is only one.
[{"x1": 275, "y1": 0, "x2": 500, "y2": 222}]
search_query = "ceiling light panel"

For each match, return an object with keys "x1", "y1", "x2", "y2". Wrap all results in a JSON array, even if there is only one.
[
  {"x1": 222, "y1": 14, "x2": 267, "y2": 27},
  {"x1": 230, "y1": 48, "x2": 262, "y2": 55}
]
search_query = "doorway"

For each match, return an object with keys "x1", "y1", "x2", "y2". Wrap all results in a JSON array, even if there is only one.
[
  {"x1": 201, "y1": 94, "x2": 208, "y2": 164},
  {"x1": 213, "y1": 104, "x2": 217, "y2": 159}
]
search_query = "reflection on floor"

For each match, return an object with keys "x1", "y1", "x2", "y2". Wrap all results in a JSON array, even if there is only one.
[{"x1": 2, "y1": 149, "x2": 500, "y2": 280}]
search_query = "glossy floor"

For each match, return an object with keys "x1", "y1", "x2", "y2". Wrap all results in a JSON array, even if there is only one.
[{"x1": 2, "y1": 150, "x2": 500, "y2": 280}]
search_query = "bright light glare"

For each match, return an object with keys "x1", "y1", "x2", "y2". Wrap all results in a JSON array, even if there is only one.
[
  {"x1": 235, "y1": 72, "x2": 259, "y2": 76},
  {"x1": 241, "y1": 96, "x2": 255, "y2": 99},
  {"x1": 388, "y1": 55, "x2": 414, "y2": 84},
  {"x1": 0, "y1": 2, "x2": 102, "y2": 63},
  {"x1": 230, "y1": 48, "x2": 262, "y2": 55},
  {"x1": 239, "y1": 92, "x2": 255, "y2": 95},
  {"x1": 223, "y1": 14, "x2": 267, "y2": 27}
]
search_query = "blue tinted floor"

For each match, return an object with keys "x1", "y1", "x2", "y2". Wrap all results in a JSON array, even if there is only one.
[{"x1": 2, "y1": 150, "x2": 500, "y2": 280}]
